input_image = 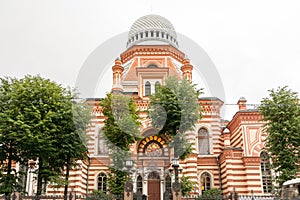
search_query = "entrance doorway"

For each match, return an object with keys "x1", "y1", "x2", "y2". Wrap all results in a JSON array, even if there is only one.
[{"x1": 148, "y1": 171, "x2": 161, "y2": 200}]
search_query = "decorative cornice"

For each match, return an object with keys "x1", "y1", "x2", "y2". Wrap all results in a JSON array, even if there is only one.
[
  {"x1": 227, "y1": 111, "x2": 263, "y2": 133},
  {"x1": 197, "y1": 157, "x2": 217, "y2": 165},
  {"x1": 87, "y1": 98, "x2": 225, "y2": 116},
  {"x1": 136, "y1": 67, "x2": 169, "y2": 75},
  {"x1": 92, "y1": 106, "x2": 103, "y2": 115},
  {"x1": 136, "y1": 99, "x2": 150, "y2": 111},
  {"x1": 121, "y1": 45, "x2": 185, "y2": 63},
  {"x1": 112, "y1": 65, "x2": 123, "y2": 72},
  {"x1": 243, "y1": 157, "x2": 261, "y2": 165},
  {"x1": 198, "y1": 98, "x2": 223, "y2": 116},
  {"x1": 181, "y1": 65, "x2": 193, "y2": 71}
]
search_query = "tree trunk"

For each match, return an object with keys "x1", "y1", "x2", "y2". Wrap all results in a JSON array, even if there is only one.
[
  {"x1": 174, "y1": 129, "x2": 179, "y2": 158},
  {"x1": 23, "y1": 164, "x2": 29, "y2": 193},
  {"x1": 36, "y1": 157, "x2": 43, "y2": 196},
  {"x1": 5, "y1": 147, "x2": 13, "y2": 200},
  {"x1": 64, "y1": 155, "x2": 70, "y2": 200}
]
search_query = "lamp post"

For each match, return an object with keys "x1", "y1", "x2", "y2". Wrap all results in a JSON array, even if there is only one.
[
  {"x1": 172, "y1": 158, "x2": 180, "y2": 183},
  {"x1": 86, "y1": 156, "x2": 91, "y2": 197},
  {"x1": 124, "y1": 159, "x2": 134, "y2": 199},
  {"x1": 125, "y1": 159, "x2": 134, "y2": 170},
  {"x1": 171, "y1": 158, "x2": 181, "y2": 196}
]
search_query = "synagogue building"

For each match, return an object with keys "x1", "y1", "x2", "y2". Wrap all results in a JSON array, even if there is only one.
[{"x1": 26, "y1": 14, "x2": 272, "y2": 199}]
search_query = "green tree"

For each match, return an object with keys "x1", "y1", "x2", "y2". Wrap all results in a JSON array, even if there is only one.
[
  {"x1": 58, "y1": 99, "x2": 91, "y2": 200},
  {"x1": 180, "y1": 175, "x2": 196, "y2": 196},
  {"x1": 106, "y1": 147, "x2": 130, "y2": 195},
  {"x1": 0, "y1": 75, "x2": 91, "y2": 197},
  {"x1": 148, "y1": 76, "x2": 202, "y2": 159},
  {"x1": 0, "y1": 77, "x2": 31, "y2": 197},
  {"x1": 101, "y1": 93, "x2": 140, "y2": 151},
  {"x1": 259, "y1": 86, "x2": 300, "y2": 187},
  {"x1": 101, "y1": 92, "x2": 141, "y2": 195}
]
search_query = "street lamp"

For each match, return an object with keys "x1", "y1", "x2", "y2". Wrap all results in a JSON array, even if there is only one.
[
  {"x1": 171, "y1": 158, "x2": 179, "y2": 182},
  {"x1": 124, "y1": 159, "x2": 134, "y2": 197},
  {"x1": 171, "y1": 158, "x2": 181, "y2": 196},
  {"x1": 125, "y1": 159, "x2": 134, "y2": 169}
]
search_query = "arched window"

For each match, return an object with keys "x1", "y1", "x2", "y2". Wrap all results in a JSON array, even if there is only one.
[
  {"x1": 97, "y1": 173, "x2": 107, "y2": 193},
  {"x1": 147, "y1": 64, "x2": 158, "y2": 68},
  {"x1": 148, "y1": 171, "x2": 160, "y2": 180},
  {"x1": 260, "y1": 152, "x2": 272, "y2": 193},
  {"x1": 145, "y1": 81, "x2": 151, "y2": 96},
  {"x1": 155, "y1": 81, "x2": 160, "y2": 89},
  {"x1": 137, "y1": 175, "x2": 143, "y2": 194},
  {"x1": 198, "y1": 128, "x2": 210, "y2": 155},
  {"x1": 200, "y1": 172, "x2": 211, "y2": 192},
  {"x1": 154, "y1": 81, "x2": 161, "y2": 94},
  {"x1": 98, "y1": 130, "x2": 108, "y2": 155}
]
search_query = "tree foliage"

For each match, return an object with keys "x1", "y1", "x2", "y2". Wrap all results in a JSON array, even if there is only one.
[
  {"x1": 196, "y1": 188, "x2": 222, "y2": 199},
  {"x1": 0, "y1": 75, "x2": 91, "y2": 196},
  {"x1": 259, "y1": 86, "x2": 300, "y2": 186},
  {"x1": 87, "y1": 190, "x2": 112, "y2": 200},
  {"x1": 101, "y1": 93, "x2": 141, "y2": 151},
  {"x1": 148, "y1": 76, "x2": 202, "y2": 158},
  {"x1": 0, "y1": 77, "x2": 25, "y2": 195},
  {"x1": 107, "y1": 148, "x2": 131, "y2": 195},
  {"x1": 101, "y1": 92, "x2": 141, "y2": 195},
  {"x1": 59, "y1": 99, "x2": 91, "y2": 199},
  {"x1": 180, "y1": 175, "x2": 196, "y2": 196}
]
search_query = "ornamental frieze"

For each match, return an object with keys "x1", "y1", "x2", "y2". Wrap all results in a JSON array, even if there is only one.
[{"x1": 243, "y1": 157, "x2": 261, "y2": 165}]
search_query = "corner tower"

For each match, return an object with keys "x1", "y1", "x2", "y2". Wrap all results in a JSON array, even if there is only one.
[{"x1": 111, "y1": 14, "x2": 193, "y2": 98}]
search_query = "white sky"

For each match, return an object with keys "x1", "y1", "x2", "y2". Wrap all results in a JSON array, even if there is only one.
[{"x1": 0, "y1": 0, "x2": 300, "y2": 120}]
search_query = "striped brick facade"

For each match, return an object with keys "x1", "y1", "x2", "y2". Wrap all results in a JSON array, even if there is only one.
[{"x1": 24, "y1": 14, "x2": 272, "y2": 197}]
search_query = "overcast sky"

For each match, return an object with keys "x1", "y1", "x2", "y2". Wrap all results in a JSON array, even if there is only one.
[{"x1": 1, "y1": 0, "x2": 300, "y2": 120}]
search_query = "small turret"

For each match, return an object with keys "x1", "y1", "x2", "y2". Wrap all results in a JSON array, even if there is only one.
[
  {"x1": 237, "y1": 97, "x2": 247, "y2": 111},
  {"x1": 112, "y1": 57, "x2": 124, "y2": 93},
  {"x1": 181, "y1": 58, "x2": 193, "y2": 82},
  {"x1": 223, "y1": 128, "x2": 231, "y2": 147}
]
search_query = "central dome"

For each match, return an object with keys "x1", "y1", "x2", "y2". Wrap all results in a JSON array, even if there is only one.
[{"x1": 126, "y1": 14, "x2": 178, "y2": 48}]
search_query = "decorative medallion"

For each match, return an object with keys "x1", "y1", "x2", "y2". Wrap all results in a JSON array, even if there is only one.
[
  {"x1": 145, "y1": 142, "x2": 162, "y2": 156},
  {"x1": 138, "y1": 135, "x2": 167, "y2": 156}
]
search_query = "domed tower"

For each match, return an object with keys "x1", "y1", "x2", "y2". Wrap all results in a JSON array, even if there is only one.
[
  {"x1": 109, "y1": 15, "x2": 200, "y2": 199},
  {"x1": 112, "y1": 14, "x2": 193, "y2": 98},
  {"x1": 126, "y1": 14, "x2": 179, "y2": 48}
]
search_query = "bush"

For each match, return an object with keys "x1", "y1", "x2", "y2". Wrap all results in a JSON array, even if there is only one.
[
  {"x1": 196, "y1": 188, "x2": 222, "y2": 200},
  {"x1": 180, "y1": 175, "x2": 196, "y2": 196},
  {"x1": 86, "y1": 190, "x2": 112, "y2": 200}
]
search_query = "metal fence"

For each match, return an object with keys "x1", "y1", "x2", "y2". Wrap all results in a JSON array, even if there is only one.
[
  {"x1": 1, "y1": 193, "x2": 278, "y2": 200},
  {"x1": 0, "y1": 193, "x2": 86, "y2": 200},
  {"x1": 182, "y1": 194, "x2": 277, "y2": 200},
  {"x1": 0, "y1": 193, "x2": 122, "y2": 200},
  {"x1": 238, "y1": 196, "x2": 277, "y2": 200}
]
